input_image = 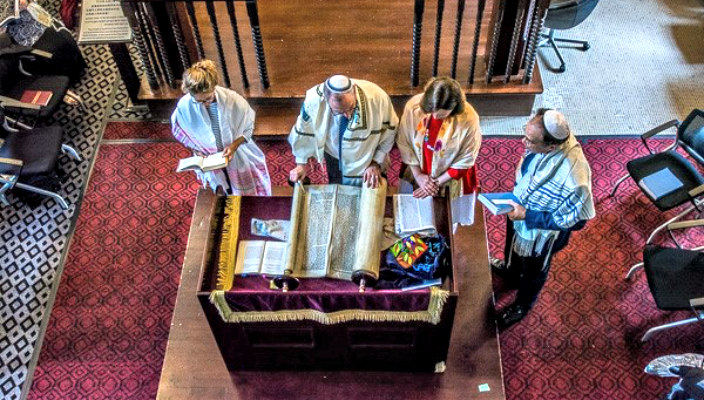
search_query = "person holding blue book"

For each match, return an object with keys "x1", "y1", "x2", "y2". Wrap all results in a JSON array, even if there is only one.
[{"x1": 491, "y1": 109, "x2": 595, "y2": 328}]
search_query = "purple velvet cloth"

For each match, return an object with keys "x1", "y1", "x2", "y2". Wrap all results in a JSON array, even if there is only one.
[
  {"x1": 224, "y1": 276, "x2": 431, "y2": 313},
  {"x1": 223, "y1": 196, "x2": 435, "y2": 314}
]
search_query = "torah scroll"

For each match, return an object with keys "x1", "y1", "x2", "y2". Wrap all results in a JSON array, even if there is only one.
[{"x1": 283, "y1": 179, "x2": 387, "y2": 282}]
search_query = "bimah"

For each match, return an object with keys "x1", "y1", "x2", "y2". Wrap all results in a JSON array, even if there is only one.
[{"x1": 196, "y1": 183, "x2": 460, "y2": 371}]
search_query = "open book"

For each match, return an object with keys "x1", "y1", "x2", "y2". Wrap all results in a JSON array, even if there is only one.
[
  {"x1": 478, "y1": 192, "x2": 520, "y2": 215},
  {"x1": 393, "y1": 194, "x2": 437, "y2": 236},
  {"x1": 234, "y1": 240, "x2": 288, "y2": 276},
  {"x1": 176, "y1": 151, "x2": 228, "y2": 172}
]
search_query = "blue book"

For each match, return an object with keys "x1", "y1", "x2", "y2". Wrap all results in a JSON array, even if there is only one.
[
  {"x1": 638, "y1": 168, "x2": 683, "y2": 199},
  {"x1": 477, "y1": 192, "x2": 521, "y2": 215}
]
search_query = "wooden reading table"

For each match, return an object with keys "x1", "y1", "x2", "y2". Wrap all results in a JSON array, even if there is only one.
[{"x1": 157, "y1": 188, "x2": 504, "y2": 399}]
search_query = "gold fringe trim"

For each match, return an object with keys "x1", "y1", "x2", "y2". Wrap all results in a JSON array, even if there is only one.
[
  {"x1": 210, "y1": 286, "x2": 450, "y2": 325},
  {"x1": 216, "y1": 196, "x2": 241, "y2": 291}
]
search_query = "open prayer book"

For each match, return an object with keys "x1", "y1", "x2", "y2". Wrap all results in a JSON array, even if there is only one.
[
  {"x1": 393, "y1": 194, "x2": 437, "y2": 236},
  {"x1": 176, "y1": 151, "x2": 228, "y2": 172},
  {"x1": 234, "y1": 241, "x2": 288, "y2": 276}
]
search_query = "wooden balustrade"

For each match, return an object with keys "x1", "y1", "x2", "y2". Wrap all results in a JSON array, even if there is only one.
[{"x1": 113, "y1": 0, "x2": 544, "y2": 119}]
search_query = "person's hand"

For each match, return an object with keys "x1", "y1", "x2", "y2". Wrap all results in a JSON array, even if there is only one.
[
  {"x1": 413, "y1": 173, "x2": 439, "y2": 198},
  {"x1": 506, "y1": 201, "x2": 526, "y2": 220},
  {"x1": 222, "y1": 137, "x2": 245, "y2": 162},
  {"x1": 19, "y1": 0, "x2": 29, "y2": 10},
  {"x1": 289, "y1": 164, "x2": 307, "y2": 182},
  {"x1": 363, "y1": 162, "x2": 382, "y2": 188},
  {"x1": 413, "y1": 186, "x2": 434, "y2": 198}
]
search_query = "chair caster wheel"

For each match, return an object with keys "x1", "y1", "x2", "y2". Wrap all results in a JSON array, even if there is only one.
[
  {"x1": 582, "y1": 43, "x2": 590, "y2": 51},
  {"x1": 557, "y1": 65, "x2": 566, "y2": 73}
]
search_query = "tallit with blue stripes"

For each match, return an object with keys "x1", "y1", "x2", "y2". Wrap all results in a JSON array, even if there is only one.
[{"x1": 512, "y1": 135, "x2": 596, "y2": 257}]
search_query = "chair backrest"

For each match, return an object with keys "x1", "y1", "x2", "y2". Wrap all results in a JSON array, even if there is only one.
[
  {"x1": 545, "y1": 0, "x2": 600, "y2": 30},
  {"x1": 678, "y1": 109, "x2": 704, "y2": 166},
  {"x1": 643, "y1": 245, "x2": 704, "y2": 310}
]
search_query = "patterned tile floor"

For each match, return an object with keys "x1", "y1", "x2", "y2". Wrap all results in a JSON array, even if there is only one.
[{"x1": 0, "y1": 42, "x2": 120, "y2": 399}]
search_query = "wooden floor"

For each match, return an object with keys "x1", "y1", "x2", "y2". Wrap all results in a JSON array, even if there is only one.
[{"x1": 156, "y1": 188, "x2": 504, "y2": 400}]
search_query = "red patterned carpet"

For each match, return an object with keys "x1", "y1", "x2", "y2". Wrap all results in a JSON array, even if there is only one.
[{"x1": 29, "y1": 123, "x2": 703, "y2": 399}]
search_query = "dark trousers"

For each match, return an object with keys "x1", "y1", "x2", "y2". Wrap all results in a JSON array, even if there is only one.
[{"x1": 502, "y1": 220, "x2": 557, "y2": 309}]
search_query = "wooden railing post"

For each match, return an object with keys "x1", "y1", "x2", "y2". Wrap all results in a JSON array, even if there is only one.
[
  {"x1": 410, "y1": 0, "x2": 425, "y2": 87},
  {"x1": 245, "y1": 0, "x2": 270, "y2": 89}
]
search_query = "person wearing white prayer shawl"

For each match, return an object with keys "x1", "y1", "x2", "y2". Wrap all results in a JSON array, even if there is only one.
[
  {"x1": 288, "y1": 75, "x2": 398, "y2": 188},
  {"x1": 490, "y1": 109, "x2": 595, "y2": 329},
  {"x1": 396, "y1": 77, "x2": 482, "y2": 199},
  {"x1": 171, "y1": 60, "x2": 271, "y2": 196}
]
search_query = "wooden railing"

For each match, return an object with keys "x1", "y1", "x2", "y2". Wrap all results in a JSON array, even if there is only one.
[{"x1": 116, "y1": 0, "x2": 548, "y2": 106}]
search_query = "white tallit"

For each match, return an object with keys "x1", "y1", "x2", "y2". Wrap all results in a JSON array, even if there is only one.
[{"x1": 171, "y1": 86, "x2": 271, "y2": 195}]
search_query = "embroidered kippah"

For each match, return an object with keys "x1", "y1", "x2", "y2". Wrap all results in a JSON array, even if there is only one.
[
  {"x1": 325, "y1": 75, "x2": 353, "y2": 94},
  {"x1": 543, "y1": 110, "x2": 570, "y2": 140}
]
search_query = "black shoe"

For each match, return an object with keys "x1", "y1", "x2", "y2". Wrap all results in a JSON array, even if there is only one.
[
  {"x1": 490, "y1": 257, "x2": 517, "y2": 284},
  {"x1": 497, "y1": 303, "x2": 528, "y2": 329},
  {"x1": 490, "y1": 257, "x2": 507, "y2": 271}
]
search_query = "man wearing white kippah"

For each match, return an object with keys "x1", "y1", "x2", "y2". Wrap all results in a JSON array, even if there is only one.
[
  {"x1": 288, "y1": 75, "x2": 398, "y2": 188},
  {"x1": 491, "y1": 108, "x2": 596, "y2": 329}
]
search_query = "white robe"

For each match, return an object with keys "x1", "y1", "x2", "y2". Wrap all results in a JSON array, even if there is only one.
[
  {"x1": 396, "y1": 93, "x2": 482, "y2": 195},
  {"x1": 288, "y1": 79, "x2": 398, "y2": 185},
  {"x1": 171, "y1": 86, "x2": 271, "y2": 195}
]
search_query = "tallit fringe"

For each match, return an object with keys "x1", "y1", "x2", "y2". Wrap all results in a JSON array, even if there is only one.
[
  {"x1": 513, "y1": 233, "x2": 554, "y2": 257},
  {"x1": 210, "y1": 286, "x2": 450, "y2": 325}
]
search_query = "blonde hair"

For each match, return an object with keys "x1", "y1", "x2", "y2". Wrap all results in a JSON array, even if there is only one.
[{"x1": 182, "y1": 59, "x2": 219, "y2": 95}]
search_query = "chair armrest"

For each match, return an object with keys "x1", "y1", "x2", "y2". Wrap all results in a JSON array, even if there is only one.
[
  {"x1": 30, "y1": 48, "x2": 53, "y2": 59},
  {"x1": 688, "y1": 184, "x2": 704, "y2": 198},
  {"x1": 0, "y1": 157, "x2": 23, "y2": 168},
  {"x1": 0, "y1": 95, "x2": 41, "y2": 110},
  {"x1": 0, "y1": 158, "x2": 22, "y2": 186},
  {"x1": 667, "y1": 219, "x2": 704, "y2": 231},
  {"x1": 641, "y1": 119, "x2": 679, "y2": 154}
]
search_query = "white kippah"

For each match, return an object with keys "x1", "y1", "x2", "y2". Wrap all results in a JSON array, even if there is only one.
[
  {"x1": 543, "y1": 110, "x2": 570, "y2": 140},
  {"x1": 325, "y1": 75, "x2": 352, "y2": 94}
]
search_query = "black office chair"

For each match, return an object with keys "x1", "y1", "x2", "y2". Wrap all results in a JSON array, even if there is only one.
[
  {"x1": 0, "y1": 110, "x2": 80, "y2": 209},
  {"x1": 640, "y1": 245, "x2": 704, "y2": 342},
  {"x1": 610, "y1": 109, "x2": 704, "y2": 277},
  {"x1": 539, "y1": 0, "x2": 600, "y2": 73},
  {"x1": 0, "y1": 33, "x2": 73, "y2": 128}
]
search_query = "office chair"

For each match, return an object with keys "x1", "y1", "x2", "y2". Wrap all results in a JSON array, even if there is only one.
[
  {"x1": 610, "y1": 109, "x2": 704, "y2": 278},
  {"x1": 0, "y1": 112, "x2": 80, "y2": 210},
  {"x1": 0, "y1": 35, "x2": 74, "y2": 127},
  {"x1": 640, "y1": 245, "x2": 704, "y2": 342},
  {"x1": 539, "y1": 0, "x2": 600, "y2": 73}
]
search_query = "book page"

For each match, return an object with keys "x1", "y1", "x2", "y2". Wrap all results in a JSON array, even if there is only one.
[
  {"x1": 176, "y1": 155, "x2": 203, "y2": 172},
  {"x1": 395, "y1": 195, "x2": 435, "y2": 235},
  {"x1": 327, "y1": 185, "x2": 361, "y2": 280},
  {"x1": 260, "y1": 242, "x2": 287, "y2": 276},
  {"x1": 295, "y1": 185, "x2": 336, "y2": 277},
  {"x1": 202, "y1": 151, "x2": 228, "y2": 171},
  {"x1": 451, "y1": 193, "x2": 476, "y2": 226},
  {"x1": 234, "y1": 240, "x2": 265, "y2": 275}
]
